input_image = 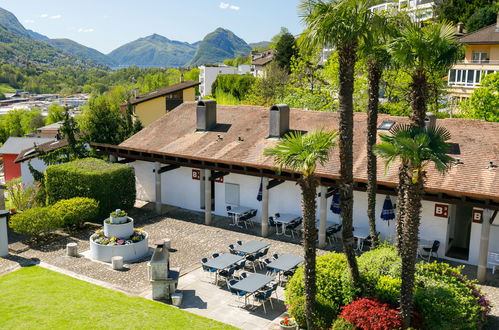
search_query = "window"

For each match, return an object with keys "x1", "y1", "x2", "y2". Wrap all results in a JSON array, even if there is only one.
[
  {"x1": 466, "y1": 70, "x2": 474, "y2": 84},
  {"x1": 225, "y1": 183, "x2": 240, "y2": 206},
  {"x1": 472, "y1": 51, "x2": 488, "y2": 63}
]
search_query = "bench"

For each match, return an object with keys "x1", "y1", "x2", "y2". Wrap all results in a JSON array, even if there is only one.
[{"x1": 488, "y1": 252, "x2": 499, "y2": 274}]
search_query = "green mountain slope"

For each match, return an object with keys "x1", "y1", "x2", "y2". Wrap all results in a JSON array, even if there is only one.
[
  {"x1": 47, "y1": 38, "x2": 115, "y2": 66},
  {"x1": 189, "y1": 28, "x2": 251, "y2": 66},
  {"x1": 0, "y1": 7, "x2": 31, "y2": 38},
  {"x1": 249, "y1": 41, "x2": 271, "y2": 49},
  {"x1": 108, "y1": 34, "x2": 197, "y2": 68}
]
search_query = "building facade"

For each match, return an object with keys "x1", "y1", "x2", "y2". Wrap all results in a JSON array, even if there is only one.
[
  {"x1": 93, "y1": 101, "x2": 499, "y2": 268},
  {"x1": 447, "y1": 17, "x2": 499, "y2": 110}
]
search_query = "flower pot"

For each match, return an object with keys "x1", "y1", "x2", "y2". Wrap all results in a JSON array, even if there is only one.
[
  {"x1": 104, "y1": 217, "x2": 134, "y2": 238},
  {"x1": 171, "y1": 292, "x2": 183, "y2": 306},
  {"x1": 279, "y1": 323, "x2": 297, "y2": 330}
]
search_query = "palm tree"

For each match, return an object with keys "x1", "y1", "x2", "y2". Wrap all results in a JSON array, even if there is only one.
[
  {"x1": 359, "y1": 11, "x2": 393, "y2": 249},
  {"x1": 389, "y1": 20, "x2": 463, "y2": 127},
  {"x1": 298, "y1": 0, "x2": 374, "y2": 287},
  {"x1": 374, "y1": 124, "x2": 454, "y2": 328},
  {"x1": 388, "y1": 19, "x2": 462, "y2": 253},
  {"x1": 264, "y1": 129, "x2": 338, "y2": 329}
]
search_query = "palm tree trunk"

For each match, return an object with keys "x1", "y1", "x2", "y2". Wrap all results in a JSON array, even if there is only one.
[
  {"x1": 399, "y1": 174, "x2": 424, "y2": 329},
  {"x1": 299, "y1": 176, "x2": 318, "y2": 330},
  {"x1": 366, "y1": 58, "x2": 381, "y2": 249},
  {"x1": 395, "y1": 163, "x2": 408, "y2": 253},
  {"x1": 409, "y1": 69, "x2": 428, "y2": 128},
  {"x1": 338, "y1": 43, "x2": 360, "y2": 286}
]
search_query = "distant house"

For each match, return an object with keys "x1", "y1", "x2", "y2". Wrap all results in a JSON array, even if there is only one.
[
  {"x1": 251, "y1": 49, "x2": 275, "y2": 78},
  {"x1": 447, "y1": 16, "x2": 499, "y2": 110},
  {"x1": 31, "y1": 121, "x2": 63, "y2": 139},
  {"x1": 199, "y1": 65, "x2": 237, "y2": 98},
  {"x1": 128, "y1": 81, "x2": 200, "y2": 127},
  {"x1": 0, "y1": 137, "x2": 55, "y2": 182}
]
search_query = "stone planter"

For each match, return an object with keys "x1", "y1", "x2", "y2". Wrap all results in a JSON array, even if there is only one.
[
  {"x1": 89, "y1": 232, "x2": 149, "y2": 263},
  {"x1": 171, "y1": 292, "x2": 183, "y2": 306},
  {"x1": 104, "y1": 217, "x2": 134, "y2": 238},
  {"x1": 279, "y1": 323, "x2": 297, "y2": 330},
  {"x1": 109, "y1": 215, "x2": 128, "y2": 224}
]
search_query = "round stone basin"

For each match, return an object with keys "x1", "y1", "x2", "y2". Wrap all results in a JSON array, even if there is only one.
[
  {"x1": 89, "y1": 232, "x2": 149, "y2": 263},
  {"x1": 104, "y1": 217, "x2": 134, "y2": 238}
]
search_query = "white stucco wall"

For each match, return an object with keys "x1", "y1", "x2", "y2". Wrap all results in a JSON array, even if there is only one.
[
  {"x1": 134, "y1": 161, "x2": 155, "y2": 202},
  {"x1": 20, "y1": 158, "x2": 47, "y2": 186}
]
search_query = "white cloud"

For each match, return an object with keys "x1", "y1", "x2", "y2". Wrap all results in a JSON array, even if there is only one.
[
  {"x1": 24, "y1": 19, "x2": 35, "y2": 24},
  {"x1": 40, "y1": 14, "x2": 48, "y2": 18},
  {"x1": 219, "y1": 2, "x2": 239, "y2": 10},
  {"x1": 50, "y1": 15, "x2": 62, "y2": 19},
  {"x1": 78, "y1": 28, "x2": 94, "y2": 33}
]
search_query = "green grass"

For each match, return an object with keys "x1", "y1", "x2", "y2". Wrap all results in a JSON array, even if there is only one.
[
  {"x1": 0, "y1": 83, "x2": 15, "y2": 94},
  {"x1": 0, "y1": 266, "x2": 236, "y2": 329}
]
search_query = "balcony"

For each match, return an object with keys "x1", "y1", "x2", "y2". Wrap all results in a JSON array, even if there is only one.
[{"x1": 452, "y1": 60, "x2": 499, "y2": 71}]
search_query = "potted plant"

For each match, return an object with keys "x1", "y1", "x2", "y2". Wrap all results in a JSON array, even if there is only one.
[
  {"x1": 280, "y1": 316, "x2": 297, "y2": 330},
  {"x1": 109, "y1": 209, "x2": 128, "y2": 224}
]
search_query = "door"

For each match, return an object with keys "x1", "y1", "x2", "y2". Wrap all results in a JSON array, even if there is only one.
[{"x1": 446, "y1": 205, "x2": 472, "y2": 260}]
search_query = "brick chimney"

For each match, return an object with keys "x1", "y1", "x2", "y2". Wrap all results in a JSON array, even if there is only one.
[
  {"x1": 196, "y1": 100, "x2": 217, "y2": 131},
  {"x1": 269, "y1": 104, "x2": 290, "y2": 138}
]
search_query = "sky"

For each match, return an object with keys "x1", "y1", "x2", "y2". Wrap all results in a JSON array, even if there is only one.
[{"x1": 1, "y1": 0, "x2": 303, "y2": 54}]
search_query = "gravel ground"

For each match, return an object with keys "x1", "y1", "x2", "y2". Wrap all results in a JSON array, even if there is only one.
[{"x1": 1, "y1": 202, "x2": 498, "y2": 327}]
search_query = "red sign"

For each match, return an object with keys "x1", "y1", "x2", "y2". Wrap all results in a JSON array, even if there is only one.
[
  {"x1": 434, "y1": 204, "x2": 448, "y2": 218},
  {"x1": 192, "y1": 169, "x2": 200, "y2": 180},
  {"x1": 215, "y1": 176, "x2": 224, "y2": 183},
  {"x1": 472, "y1": 209, "x2": 483, "y2": 223}
]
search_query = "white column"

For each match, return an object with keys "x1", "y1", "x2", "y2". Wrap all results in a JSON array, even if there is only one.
[
  {"x1": 0, "y1": 210, "x2": 9, "y2": 257},
  {"x1": 261, "y1": 177, "x2": 269, "y2": 237},
  {"x1": 205, "y1": 170, "x2": 212, "y2": 225},
  {"x1": 319, "y1": 185, "x2": 328, "y2": 249},
  {"x1": 477, "y1": 209, "x2": 492, "y2": 283},
  {"x1": 155, "y1": 162, "x2": 162, "y2": 214}
]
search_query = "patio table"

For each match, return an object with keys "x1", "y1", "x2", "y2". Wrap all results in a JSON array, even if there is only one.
[
  {"x1": 274, "y1": 214, "x2": 302, "y2": 236},
  {"x1": 353, "y1": 227, "x2": 370, "y2": 251},
  {"x1": 203, "y1": 253, "x2": 244, "y2": 284},
  {"x1": 227, "y1": 206, "x2": 255, "y2": 227},
  {"x1": 266, "y1": 254, "x2": 304, "y2": 283},
  {"x1": 233, "y1": 240, "x2": 269, "y2": 255},
  {"x1": 231, "y1": 273, "x2": 275, "y2": 306}
]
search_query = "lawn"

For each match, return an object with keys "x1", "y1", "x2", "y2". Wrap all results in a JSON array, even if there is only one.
[
  {"x1": 0, "y1": 266, "x2": 236, "y2": 329},
  {"x1": 0, "y1": 83, "x2": 15, "y2": 94}
]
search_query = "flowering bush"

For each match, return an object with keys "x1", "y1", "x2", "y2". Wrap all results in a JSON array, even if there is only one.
[
  {"x1": 338, "y1": 298, "x2": 401, "y2": 330},
  {"x1": 90, "y1": 228, "x2": 146, "y2": 246}
]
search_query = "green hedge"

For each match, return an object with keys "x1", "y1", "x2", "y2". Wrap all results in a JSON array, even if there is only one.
[
  {"x1": 51, "y1": 197, "x2": 99, "y2": 228},
  {"x1": 211, "y1": 74, "x2": 255, "y2": 100},
  {"x1": 45, "y1": 158, "x2": 135, "y2": 218},
  {"x1": 9, "y1": 207, "x2": 60, "y2": 236}
]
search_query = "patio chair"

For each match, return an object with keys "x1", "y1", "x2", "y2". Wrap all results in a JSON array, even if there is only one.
[
  {"x1": 228, "y1": 244, "x2": 237, "y2": 254},
  {"x1": 257, "y1": 247, "x2": 270, "y2": 267},
  {"x1": 212, "y1": 253, "x2": 220, "y2": 258},
  {"x1": 363, "y1": 232, "x2": 380, "y2": 250},
  {"x1": 268, "y1": 216, "x2": 282, "y2": 233},
  {"x1": 234, "y1": 260, "x2": 246, "y2": 278},
  {"x1": 262, "y1": 258, "x2": 279, "y2": 276},
  {"x1": 245, "y1": 253, "x2": 259, "y2": 272},
  {"x1": 488, "y1": 252, "x2": 499, "y2": 274},
  {"x1": 236, "y1": 240, "x2": 243, "y2": 246},
  {"x1": 285, "y1": 218, "x2": 302, "y2": 239},
  {"x1": 238, "y1": 271, "x2": 248, "y2": 280},
  {"x1": 201, "y1": 258, "x2": 217, "y2": 281},
  {"x1": 272, "y1": 253, "x2": 279, "y2": 260},
  {"x1": 227, "y1": 279, "x2": 246, "y2": 304},
  {"x1": 261, "y1": 281, "x2": 279, "y2": 301},
  {"x1": 242, "y1": 209, "x2": 258, "y2": 228},
  {"x1": 422, "y1": 240, "x2": 440, "y2": 261},
  {"x1": 218, "y1": 267, "x2": 236, "y2": 285},
  {"x1": 254, "y1": 289, "x2": 274, "y2": 314}
]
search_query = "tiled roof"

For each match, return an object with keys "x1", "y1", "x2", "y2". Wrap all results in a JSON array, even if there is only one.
[
  {"x1": 15, "y1": 139, "x2": 68, "y2": 163},
  {"x1": 129, "y1": 81, "x2": 200, "y2": 105},
  {"x1": 0, "y1": 137, "x2": 55, "y2": 155},
  {"x1": 459, "y1": 23, "x2": 499, "y2": 44},
  {"x1": 252, "y1": 57, "x2": 274, "y2": 66},
  {"x1": 120, "y1": 102, "x2": 499, "y2": 201}
]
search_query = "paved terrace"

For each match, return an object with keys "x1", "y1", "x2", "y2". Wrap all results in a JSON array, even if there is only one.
[{"x1": 1, "y1": 202, "x2": 498, "y2": 329}]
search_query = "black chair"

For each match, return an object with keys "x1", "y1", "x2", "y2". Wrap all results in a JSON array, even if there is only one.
[
  {"x1": 239, "y1": 272, "x2": 248, "y2": 279},
  {"x1": 423, "y1": 240, "x2": 440, "y2": 261},
  {"x1": 245, "y1": 253, "x2": 259, "y2": 272},
  {"x1": 261, "y1": 281, "x2": 279, "y2": 301},
  {"x1": 263, "y1": 258, "x2": 279, "y2": 276},
  {"x1": 226, "y1": 206, "x2": 232, "y2": 212},
  {"x1": 201, "y1": 258, "x2": 217, "y2": 280},
  {"x1": 257, "y1": 247, "x2": 270, "y2": 266},
  {"x1": 228, "y1": 244, "x2": 236, "y2": 254},
  {"x1": 227, "y1": 279, "x2": 246, "y2": 303},
  {"x1": 363, "y1": 232, "x2": 380, "y2": 250},
  {"x1": 236, "y1": 240, "x2": 243, "y2": 246},
  {"x1": 254, "y1": 289, "x2": 274, "y2": 313},
  {"x1": 218, "y1": 267, "x2": 236, "y2": 285},
  {"x1": 285, "y1": 218, "x2": 302, "y2": 239},
  {"x1": 212, "y1": 253, "x2": 220, "y2": 258},
  {"x1": 272, "y1": 253, "x2": 279, "y2": 260}
]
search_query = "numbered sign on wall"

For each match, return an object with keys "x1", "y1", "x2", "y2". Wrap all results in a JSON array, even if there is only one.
[
  {"x1": 472, "y1": 209, "x2": 483, "y2": 223},
  {"x1": 192, "y1": 169, "x2": 200, "y2": 180},
  {"x1": 434, "y1": 203, "x2": 448, "y2": 218}
]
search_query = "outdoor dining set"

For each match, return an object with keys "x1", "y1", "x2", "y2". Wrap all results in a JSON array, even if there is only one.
[{"x1": 200, "y1": 240, "x2": 304, "y2": 312}]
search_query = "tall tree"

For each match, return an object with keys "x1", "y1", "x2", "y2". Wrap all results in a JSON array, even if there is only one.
[
  {"x1": 299, "y1": 0, "x2": 374, "y2": 288},
  {"x1": 359, "y1": 11, "x2": 392, "y2": 249},
  {"x1": 275, "y1": 32, "x2": 297, "y2": 72},
  {"x1": 264, "y1": 129, "x2": 337, "y2": 329},
  {"x1": 434, "y1": 0, "x2": 495, "y2": 25},
  {"x1": 374, "y1": 125, "x2": 454, "y2": 328}
]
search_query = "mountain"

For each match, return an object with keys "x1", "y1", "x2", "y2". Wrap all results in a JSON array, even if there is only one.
[
  {"x1": 249, "y1": 41, "x2": 271, "y2": 49},
  {"x1": 189, "y1": 28, "x2": 252, "y2": 66},
  {"x1": 27, "y1": 29, "x2": 49, "y2": 41},
  {"x1": 0, "y1": 7, "x2": 31, "y2": 38},
  {"x1": 47, "y1": 38, "x2": 115, "y2": 66},
  {"x1": 108, "y1": 34, "x2": 198, "y2": 68}
]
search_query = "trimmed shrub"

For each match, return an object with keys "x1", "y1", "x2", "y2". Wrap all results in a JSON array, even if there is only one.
[
  {"x1": 51, "y1": 197, "x2": 99, "y2": 228},
  {"x1": 211, "y1": 74, "x2": 256, "y2": 100},
  {"x1": 45, "y1": 158, "x2": 135, "y2": 218},
  {"x1": 286, "y1": 253, "x2": 351, "y2": 328},
  {"x1": 414, "y1": 262, "x2": 491, "y2": 329},
  {"x1": 339, "y1": 297, "x2": 402, "y2": 330},
  {"x1": 287, "y1": 295, "x2": 338, "y2": 329},
  {"x1": 9, "y1": 207, "x2": 60, "y2": 236},
  {"x1": 330, "y1": 317, "x2": 355, "y2": 330}
]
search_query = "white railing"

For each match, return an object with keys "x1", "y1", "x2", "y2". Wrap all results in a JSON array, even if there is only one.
[{"x1": 455, "y1": 60, "x2": 499, "y2": 65}]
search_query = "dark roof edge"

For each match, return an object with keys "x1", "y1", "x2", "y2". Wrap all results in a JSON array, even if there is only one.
[{"x1": 129, "y1": 81, "x2": 200, "y2": 105}]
